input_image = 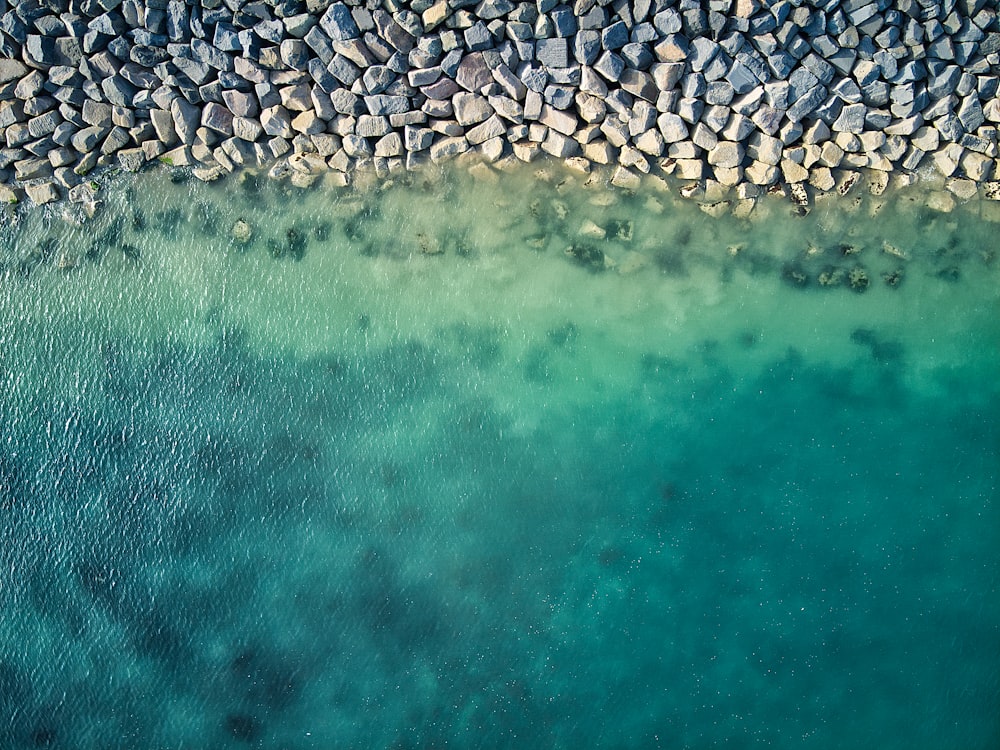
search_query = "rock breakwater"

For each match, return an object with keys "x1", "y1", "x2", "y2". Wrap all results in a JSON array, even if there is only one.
[{"x1": 0, "y1": 0, "x2": 999, "y2": 210}]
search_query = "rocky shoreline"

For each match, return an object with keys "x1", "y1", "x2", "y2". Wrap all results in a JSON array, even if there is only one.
[{"x1": 0, "y1": 0, "x2": 998, "y2": 212}]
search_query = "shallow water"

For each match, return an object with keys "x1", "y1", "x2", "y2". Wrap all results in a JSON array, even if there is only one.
[{"x1": 1, "y1": 163, "x2": 998, "y2": 749}]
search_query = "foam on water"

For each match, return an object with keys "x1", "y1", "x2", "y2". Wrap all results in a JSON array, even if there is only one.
[{"x1": 1, "y1": 163, "x2": 998, "y2": 749}]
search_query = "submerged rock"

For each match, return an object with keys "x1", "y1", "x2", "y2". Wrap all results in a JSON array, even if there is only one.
[
  {"x1": 564, "y1": 243, "x2": 608, "y2": 272},
  {"x1": 231, "y1": 219, "x2": 252, "y2": 244},
  {"x1": 848, "y1": 266, "x2": 870, "y2": 291}
]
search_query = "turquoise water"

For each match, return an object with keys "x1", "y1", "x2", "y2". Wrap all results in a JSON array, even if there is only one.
[{"x1": 1, "y1": 164, "x2": 998, "y2": 748}]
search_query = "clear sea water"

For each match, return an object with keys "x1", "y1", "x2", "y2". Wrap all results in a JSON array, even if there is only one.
[{"x1": 1, "y1": 162, "x2": 998, "y2": 749}]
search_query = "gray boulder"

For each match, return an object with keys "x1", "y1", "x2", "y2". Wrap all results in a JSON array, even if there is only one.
[
  {"x1": 453, "y1": 92, "x2": 493, "y2": 125},
  {"x1": 657, "y1": 112, "x2": 688, "y2": 142},
  {"x1": 171, "y1": 97, "x2": 200, "y2": 143},
  {"x1": 202, "y1": 102, "x2": 235, "y2": 136},
  {"x1": 320, "y1": 4, "x2": 360, "y2": 42}
]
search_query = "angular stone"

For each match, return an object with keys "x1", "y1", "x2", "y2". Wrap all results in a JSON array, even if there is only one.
[
  {"x1": 14, "y1": 157, "x2": 53, "y2": 181},
  {"x1": 620, "y1": 69, "x2": 657, "y2": 102},
  {"x1": 342, "y1": 134, "x2": 372, "y2": 158},
  {"x1": 454, "y1": 52, "x2": 492, "y2": 93},
  {"x1": 958, "y1": 95, "x2": 985, "y2": 132},
  {"x1": 331, "y1": 89, "x2": 364, "y2": 115},
  {"x1": 202, "y1": 102, "x2": 234, "y2": 136},
  {"x1": 71, "y1": 126, "x2": 106, "y2": 153},
  {"x1": 787, "y1": 85, "x2": 827, "y2": 123},
  {"x1": 430, "y1": 135, "x2": 470, "y2": 162},
  {"x1": 280, "y1": 39, "x2": 311, "y2": 71},
  {"x1": 320, "y1": 3, "x2": 360, "y2": 42},
  {"x1": 364, "y1": 95, "x2": 410, "y2": 116},
  {"x1": 781, "y1": 158, "x2": 809, "y2": 183},
  {"x1": 833, "y1": 103, "x2": 867, "y2": 133},
  {"x1": 82, "y1": 101, "x2": 113, "y2": 129},
  {"x1": 100, "y1": 75, "x2": 138, "y2": 107},
  {"x1": 291, "y1": 110, "x2": 325, "y2": 135},
  {"x1": 374, "y1": 132, "x2": 403, "y2": 157},
  {"x1": 536, "y1": 38, "x2": 569, "y2": 69},
  {"x1": 708, "y1": 141, "x2": 744, "y2": 169},
  {"x1": 100, "y1": 127, "x2": 130, "y2": 156},
  {"x1": 190, "y1": 38, "x2": 233, "y2": 73},
  {"x1": 373, "y1": 9, "x2": 416, "y2": 54},
  {"x1": 281, "y1": 84, "x2": 314, "y2": 113},
  {"x1": 466, "y1": 114, "x2": 505, "y2": 145},
  {"x1": 404, "y1": 125, "x2": 434, "y2": 151},
  {"x1": 751, "y1": 106, "x2": 784, "y2": 136},
  {"x1": 658, "y1": 112, "x2": 689, "y2": 143},
  {"x1": 674, "y1": 158, "x2": 704, "y2": 181},
  {"x1": 232, "y1": 116, "x2": 264, "y2": 142},
  {"x1": 0, "y1": 59, "x2": 28, "y2": 85},
  {"x1": 261, "y1": 105, "x2": 294, "y2": 138},
  {"x1": 541, "y1": 129, "x2": 579, "y2": 158},
  {"x1": 594, "y1": 51, "x2": 625, "y2": 83},
  {"x1": 745, "y1": 159, "x2": 780, "y2": 185},
  {"x1": 634, "y1": 128, "x2": 664, "y2": 157},
  {"x1": 222, "y1": 90, "x2": 260, "y2": 119},
  {"x1": 118, "y1": 147, "x2": 147, "y2": 172},
  {"x1": 170, "y1": 97, "x2": 200, "y2": 144},
  {"x1": 453, "y1": 92, "x2": 493, "y2": 125},
  {"x1": 25, "y1": 181, "x2": 60, "y2": 205}
]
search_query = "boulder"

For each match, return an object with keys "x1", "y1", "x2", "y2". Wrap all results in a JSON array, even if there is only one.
[
  {"x1": 118, "y1": 147, "x2": 147, "y2": 172},
  {"x1": 25, "y1": 181, "x2": 60, "y2": 205},
  {"x1": 261, "y1": 106, "x2": 294, "y2": 138},
  {"x1": 707, "y1": 141, "x2": 744, "y2": 169},
  {"x1": 430, "y1": 135, "x2": 470, "y2": 162},
  {"x1": 320, "y1": 3, "x2": 360, "y2": 42},
  {"x1": 170, "y1": 98, "x2": 200, "y2": 143},
  {"x1": 453, "y1": 92, "x2": 493, "y2": 125},
  {"x1": 374, "y1": 132, "x2": 403, "y2": 157},
  {"x1": 657, "y1": 112, "x2": 688, "y2": 143},
  {"x1": 202, "y1": 102, "x2": 235, "y2": 136}
]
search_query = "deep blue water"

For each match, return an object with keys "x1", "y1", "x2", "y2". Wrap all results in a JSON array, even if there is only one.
[{"x1": 0, "y1": 166, "x2": 998, "y2": 748}]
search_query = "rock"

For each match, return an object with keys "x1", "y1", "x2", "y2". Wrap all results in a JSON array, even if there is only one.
[
  {"x1": 781, "y1": 159, "x2": 809, "y2": 183},
  {"x1": 634, "y1": 129, "x2": 664, "y2": 157},
  {"x1": 675, "y1": 158, "x2": 704, "y2": 180},
  {"x1": 118, "y1": 147, "x2": 146, "y2": 172},
  {"x1": 171, "y1": 98, "x2": 200, "y2": 144},
  {"x1": 320, "y1": 3, "x2": 360, "y2": 41},
  {"x1": 466, "y1": 115, "x2": 505, "y2": 145},
  {"x1": 0, "y1": 59, "x2": 28, "y2": 84},
  {"x1": 657, "y1": 112, "x2": 688, "y2": 143},
  {"x1": 202, "y1": 102, "x2": 235, "y2": 136},
  {"x1": 745, "y1": 160, "x2": 780, "y2": 185},
  {"x1": 364, "y1": 95, "x2": 410, "y2": 116},
  {"x1": 707, "y1": 141, "x2": 744, "y2": 169},
  {"x1": 453, "y1": 92, "x2": 493, "y2": 125},
  {"x1": 610, "y1": 165, "x2": 641, "y2": 191},
  {"x1": 0, "y1": 184, "x2": 23, "y2": 204},
  {"x1": 25, "y1": 181, "x2": 60, "y2": 205},
  {"x1": 423, "y1": 1, "x2": 449, "y2": 31},
  {"x1": 538, "y1": 104, "x2": 576, "y2": 136},
  {"x1": 232, "y1": 219, "x2": 252, "y2": 243},
  {"x1": 374, "y1": 132, "x2": 403, "y2": 157},
  {"x1": 430, "y1": 135, "x2": 470, "y2": 162},
  {"x1": 537, "y1": 38, "x2": 569, "y2": 69},
  {"x1": 832, "y1": 103, "x2": 867, "y2": 134},
  {"x1": 261, "y1": 106, "x2": 294, "y2": 138},
  {"x1": 961, "y1": 151, "x2": 994, "y2": 182},
  {"x1": 291, "y1": 110, "x2": 325, "y2": 135},
  {"x1": 946, "y1": 177, "x2": 978, "y2": 200}
]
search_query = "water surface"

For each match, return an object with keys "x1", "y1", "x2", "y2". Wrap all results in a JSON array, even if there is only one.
[{"x1": 1, "y1": 163, "x2": 998, "y2": 748}]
